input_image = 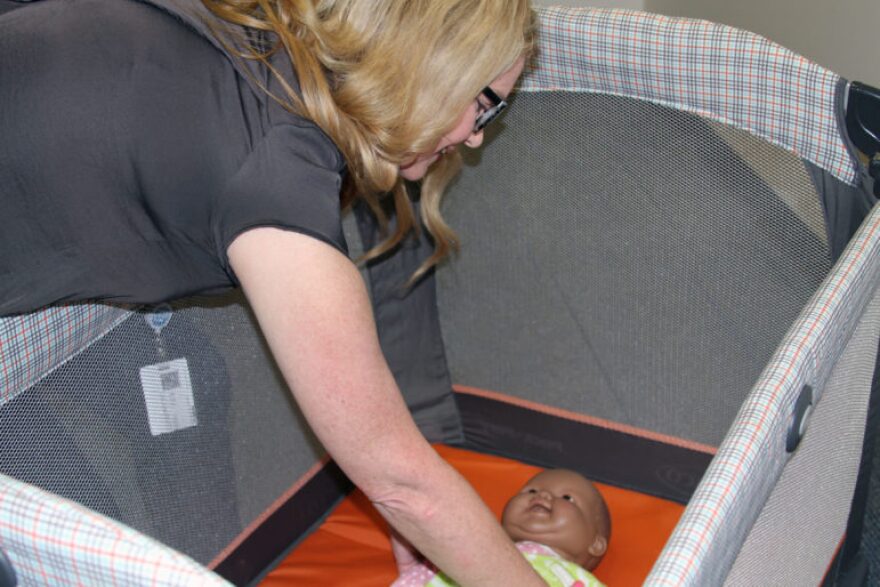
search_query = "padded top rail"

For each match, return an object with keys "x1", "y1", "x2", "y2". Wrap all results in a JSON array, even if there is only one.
[
  {"x1": 0, "y1": 305, "x2": 131, "y2": 407},
  {"x1": 0, "y1": 471, "x2": 229, "y2": 586},
  {"x1": 524, "y1": 7, "x2": 857, "y2": 186},
  {"x1": 646, "y1": 189, "x2": 880, "y2": 585}
]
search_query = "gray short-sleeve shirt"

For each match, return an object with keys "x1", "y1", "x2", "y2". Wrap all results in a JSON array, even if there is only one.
[{"x1": 0, "y1": 0, "x2": 347, "y2": 315}]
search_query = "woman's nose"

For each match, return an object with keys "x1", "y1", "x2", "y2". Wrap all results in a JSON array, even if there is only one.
[{"x1": 464, "y1": 129, "x2": 484, "y2": 148}]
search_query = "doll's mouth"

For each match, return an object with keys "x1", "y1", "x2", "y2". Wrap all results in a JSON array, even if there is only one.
[{"x1": 527, "y1": 503, "x2": 551, "y2": 514}]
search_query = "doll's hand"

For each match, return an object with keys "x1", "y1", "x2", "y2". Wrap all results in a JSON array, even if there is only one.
[{"x1": 391, "y1": 529, "x2": 423, "y2": 576}]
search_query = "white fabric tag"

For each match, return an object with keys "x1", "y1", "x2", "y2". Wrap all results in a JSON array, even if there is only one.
[{"x1": 139, "y1": 358, "x2": 197, "y2": 436}]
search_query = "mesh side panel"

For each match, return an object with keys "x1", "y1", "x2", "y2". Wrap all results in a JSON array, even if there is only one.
[
  {"x1": 723, "y1": 294, "x2": 880, "y2": 585},
  {"x1": 438, "y1": 91, "x2": 832, "y2": 446},
  {"x1": 0, "y1": 291, "x2": 324, "y2": 565}
]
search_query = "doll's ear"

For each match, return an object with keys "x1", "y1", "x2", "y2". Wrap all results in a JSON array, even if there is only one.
[{"x1": 589, "y1": 535, "x2": 608, "y2": 558}]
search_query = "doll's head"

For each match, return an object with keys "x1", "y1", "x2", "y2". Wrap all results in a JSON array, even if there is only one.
[{"x1": 501, "y1": 469, "x2": 610, "y2": 571}]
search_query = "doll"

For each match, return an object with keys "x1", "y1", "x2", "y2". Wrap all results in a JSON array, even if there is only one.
[{"x1": 392, "y1": 468, "x2": 610, "y2": 587}]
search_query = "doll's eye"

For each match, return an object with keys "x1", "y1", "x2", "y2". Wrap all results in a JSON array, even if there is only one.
[
  {"x1": 526, "y1": 488, "x2": 538, "y2": 494},
  {"x1": 562, "y1": 494, "x2": 574, "y2": 502}
]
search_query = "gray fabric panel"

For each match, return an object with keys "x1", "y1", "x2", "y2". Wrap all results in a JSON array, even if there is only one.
[
  {"x1": 437, "y1": 91, "x2": 831, "y2": 445},
  {"x1": 808, "y1": 160, "x2": 877, "y2": 261},
  {"x1": 864, "y1": 397, "x2": 880, "y2": 584},
  {"x1": 354, "y1": 201, "x2": 463, "y2": 444},
  {"x1": 456, "y1": 392, "x2": 712, "y2": 503},
  {"x1": 724, "y1": 294, "x2": 880, "y2": 586}
]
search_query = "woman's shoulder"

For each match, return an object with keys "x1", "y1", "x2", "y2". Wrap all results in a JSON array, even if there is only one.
[{"x1": 4, "y1": 0, "x2": 245, "y2": 78}]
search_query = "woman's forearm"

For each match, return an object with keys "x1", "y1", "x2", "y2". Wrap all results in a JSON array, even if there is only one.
[
  {"x1": 367, "y1": 445, "x2": 545, "y2": 586},
  {"x1": 229, "y1": 228, "x2": 544, "y2": 586}
]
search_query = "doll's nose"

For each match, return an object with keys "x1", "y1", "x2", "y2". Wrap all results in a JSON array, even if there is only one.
[{"x1": 536, "y1": 489, "x2": 553, "y2": 501}]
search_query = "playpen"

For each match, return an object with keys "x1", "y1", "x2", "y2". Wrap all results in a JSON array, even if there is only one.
[{"x1": 2, "y1": 4, "x2": 880, "y2": 586}]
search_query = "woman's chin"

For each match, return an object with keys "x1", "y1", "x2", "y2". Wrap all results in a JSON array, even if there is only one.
[
  {"x1": 399, "y1": 167, "x2": 425, "y2": 181},
  {"x1": 399, "y1": 153, "x2": 441, "y2": 181}
]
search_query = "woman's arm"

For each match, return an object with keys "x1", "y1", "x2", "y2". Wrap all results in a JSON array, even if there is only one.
[{"x1": 228, "y1": 227, "x2": 544, "y2": 587}]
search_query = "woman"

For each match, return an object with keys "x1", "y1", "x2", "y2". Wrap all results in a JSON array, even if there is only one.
[{"x1": 0, "y1": 0, "x2": 542, "y2": 583}]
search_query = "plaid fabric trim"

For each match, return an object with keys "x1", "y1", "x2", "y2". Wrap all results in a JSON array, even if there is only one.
[
  {"x1": 0, "y1": 305, "x2": 132, "y2": 407},
  {"x1": 524, "y1": 7, "x2": 857, "y2": 185},
  {"x1": 646, "y1": 199, "x2": 880, "y2": 585},
  {"x1": 0, "y1": 473, "x2": 230, "y2": 587}
]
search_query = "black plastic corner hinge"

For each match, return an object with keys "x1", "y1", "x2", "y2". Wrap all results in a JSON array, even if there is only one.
[
  {"x1": 846, "y1": 81, "x2": 880, "y2": 197},
  {"x1": 0, "y1": 547, "x2": 16, "y2": 587}
]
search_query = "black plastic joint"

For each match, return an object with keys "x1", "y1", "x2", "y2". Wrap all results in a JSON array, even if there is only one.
[
  {"x1": 787, "y1": 385, "x2": 815, "y2": 453},
  {"x1": 0, "y1": 546, "x2": 16, "y2": 587}
]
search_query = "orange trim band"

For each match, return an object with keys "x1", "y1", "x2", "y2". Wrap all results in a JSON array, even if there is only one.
[{"x1": 454, "y1": 384, "x2": 718, "y2": 455}]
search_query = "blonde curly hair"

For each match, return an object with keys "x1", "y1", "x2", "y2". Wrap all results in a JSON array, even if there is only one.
[{"x1": 202, "y1": 0, "x2": 535, "y2": 279}]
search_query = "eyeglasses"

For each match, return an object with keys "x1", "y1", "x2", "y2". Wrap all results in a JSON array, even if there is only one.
[{"x1": 474, "y1": 86, "x2": 508, "y2": 133}]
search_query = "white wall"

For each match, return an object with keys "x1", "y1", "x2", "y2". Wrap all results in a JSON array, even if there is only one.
[{"x1": 532, "y1": 0, "x2": 879, "y2": 86}]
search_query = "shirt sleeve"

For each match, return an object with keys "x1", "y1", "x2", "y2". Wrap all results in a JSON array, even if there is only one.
[{"x1": 212, "y1": 121, "x2": 348, "y2": 282}]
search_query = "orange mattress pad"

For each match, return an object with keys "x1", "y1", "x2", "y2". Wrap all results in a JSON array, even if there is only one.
[{"x1": 260, "y1": 445, "x2": 684, "y2": 586}]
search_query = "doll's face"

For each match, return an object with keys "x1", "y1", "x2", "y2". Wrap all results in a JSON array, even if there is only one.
[{"x1": 501, "y1": 469, "x2": 608, "y2": 570}]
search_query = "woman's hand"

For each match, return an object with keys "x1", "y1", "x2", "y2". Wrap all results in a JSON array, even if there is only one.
[{"x1": 228, "y1": 227, "x2": 545, "y2": 586}]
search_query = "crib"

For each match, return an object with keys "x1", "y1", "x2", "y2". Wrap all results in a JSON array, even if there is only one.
[{"x1": 2, "y1": 6, "x2": 880, "y2": 587}]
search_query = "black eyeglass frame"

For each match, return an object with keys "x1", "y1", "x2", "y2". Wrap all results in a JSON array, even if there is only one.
[{"x1": 474, "y1": 86, "x2": 508, "y2": 133}]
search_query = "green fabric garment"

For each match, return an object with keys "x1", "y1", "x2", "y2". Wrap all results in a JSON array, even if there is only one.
[{"x1": 426, "y1": 552, "x2": 604, "y2": 587}]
